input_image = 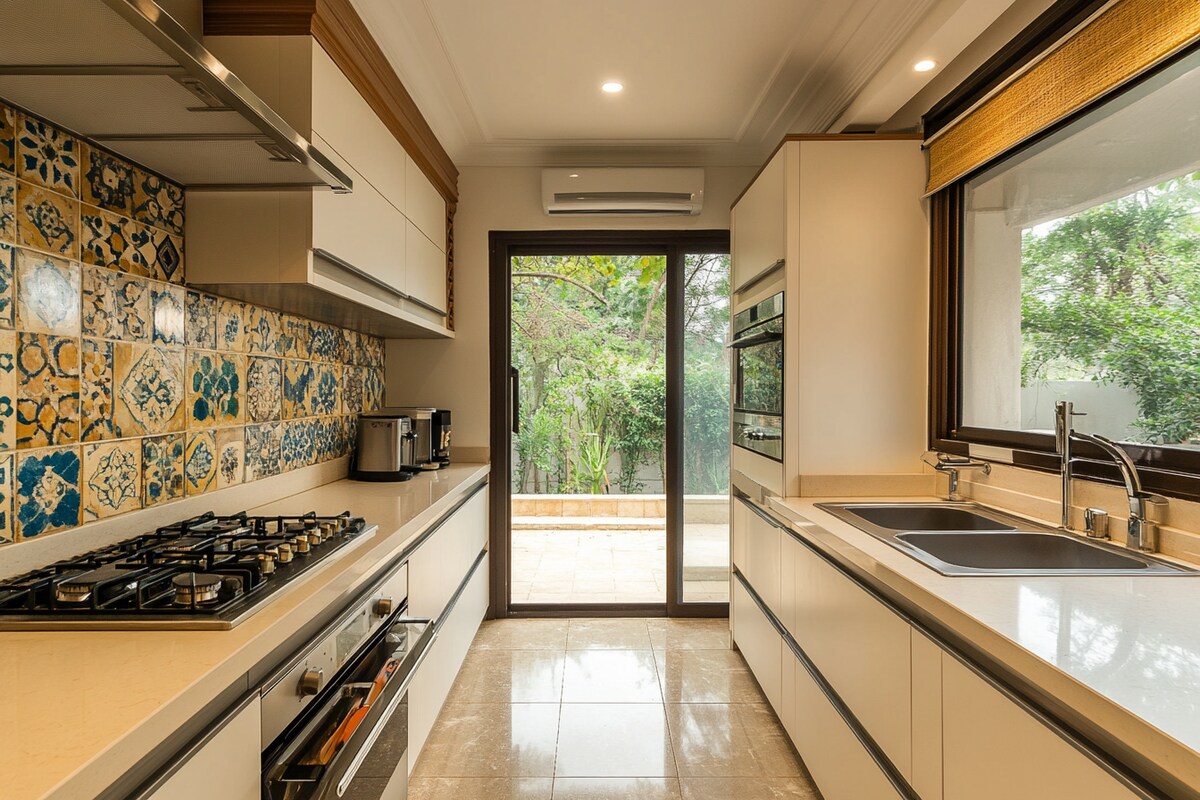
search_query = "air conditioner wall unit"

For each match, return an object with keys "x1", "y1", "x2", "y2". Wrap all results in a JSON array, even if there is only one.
[{"x1": 542, "y1": 168, "x2": 705, "y2": 216}]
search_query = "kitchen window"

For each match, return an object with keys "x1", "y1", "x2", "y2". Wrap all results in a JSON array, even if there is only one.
[{"x1": 933, "y1": 43, "x2": 1200, "y2": 497}]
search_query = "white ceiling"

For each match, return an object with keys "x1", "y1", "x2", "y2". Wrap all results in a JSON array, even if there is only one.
[{"x1": 351, "y1": 0, "x2": 1021, "y2": 167}]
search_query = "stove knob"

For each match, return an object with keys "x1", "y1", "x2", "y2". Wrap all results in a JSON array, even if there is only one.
[
  {"x1": 295, "y1": 537, "x2": 311, "y2": 554},
  {"x1": 277, "y1": 543, "x2": 293, "y2": 563},
  {"x1": 374, "y1": 597, "x2": 394, "y2": 618},
  {"x1": 258, "y1": 553, "x2": 276, "y2": 575},
  {"x1": 298, "y1": 667, "x2": 324, "y2": 697}
]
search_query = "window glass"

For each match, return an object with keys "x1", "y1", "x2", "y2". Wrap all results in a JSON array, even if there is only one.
[{"x1": 961, "y1": 50, "x2": 1200, "y2": 446}]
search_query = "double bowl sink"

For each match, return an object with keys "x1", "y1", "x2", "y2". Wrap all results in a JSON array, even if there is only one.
[{"x1": 815, "y1": 502, "x2": 1195, "y2": 576}]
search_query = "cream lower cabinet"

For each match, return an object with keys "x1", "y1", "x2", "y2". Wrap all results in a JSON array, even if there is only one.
[
  {"x1": 406, "y1": 484, "x2": 491, "y2": 769},
  {"x1": 733, "y1": 509, "x2": 1149, "y2": 800},
  {"x1": 145, "y1": 696, "x2": 261, "y2": 800},
  {"x1": 940, "y1": 654, "x2": 1139, "y2": 800},
  {"x1": 732, "y1": 499, "x2": 782, "y2": 614}
]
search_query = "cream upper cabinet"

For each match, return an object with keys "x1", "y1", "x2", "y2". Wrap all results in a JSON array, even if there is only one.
[
  {"x1": 731, "y1": 148, "x2": 786, "y2": 292},
  {"x1": 188, "y1": 36, "x2": 451, "y2": 338}
]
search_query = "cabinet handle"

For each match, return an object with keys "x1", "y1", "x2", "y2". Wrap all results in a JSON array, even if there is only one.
[{"x1": 511, "y1": 366, "x2": 520, "y2": 435}]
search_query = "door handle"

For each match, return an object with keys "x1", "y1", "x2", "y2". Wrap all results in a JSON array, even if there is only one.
[{"x1": 511, "y1": 366, "x2": 520, "y2": 435}]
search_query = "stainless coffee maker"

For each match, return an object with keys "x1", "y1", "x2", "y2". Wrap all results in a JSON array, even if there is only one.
[
  {"x1": 390, "y1": 408, "x2": 451, "y2": 469},
  {"x1": 351, "y1": 412, "x2": 417, "y2": 481}
]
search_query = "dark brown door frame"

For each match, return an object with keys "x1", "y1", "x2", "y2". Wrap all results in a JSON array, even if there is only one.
[{"x1": 489, "y1": 229, "x2": 731, "y2": 619}]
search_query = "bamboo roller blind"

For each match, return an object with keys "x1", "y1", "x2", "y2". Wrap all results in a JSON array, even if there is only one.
[{"x1": 925, "y1": 0, "x2": 1200, "y2": 195}]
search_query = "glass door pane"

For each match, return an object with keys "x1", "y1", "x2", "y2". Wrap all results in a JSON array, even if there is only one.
[
  {"x1": 681, "y1": 253, "x2": 731, "y2": 603},
  {"x1": 509, "y1": 254, "x2": 667, "y2": 606}
]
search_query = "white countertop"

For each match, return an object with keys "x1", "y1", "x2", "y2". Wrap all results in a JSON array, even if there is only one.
[
  {"x1": 0, "y1": 464, "x2": 490, "y2": 800},
  {"x1": 770, "y1": 495, "x2": 1200, "y2": 795}
]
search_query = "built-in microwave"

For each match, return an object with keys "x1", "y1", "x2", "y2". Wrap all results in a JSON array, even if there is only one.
[{"x1": 731, "y1": 292, "x2": 783, "y2": 461}]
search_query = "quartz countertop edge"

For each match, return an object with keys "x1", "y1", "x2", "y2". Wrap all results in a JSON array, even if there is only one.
[
  {"x1": 1, "y1": 463, "x2": 490, "y2": 800},
  {"x1": 769, "y1": 495, "x2": 1200, "y2": 796}
]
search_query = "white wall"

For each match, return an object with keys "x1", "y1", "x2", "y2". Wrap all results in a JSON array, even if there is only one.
[{"x1": 385, "y1": 165, "x2": 755, "y2": 453}]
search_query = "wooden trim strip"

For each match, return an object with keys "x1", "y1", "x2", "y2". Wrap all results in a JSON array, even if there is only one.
[{"x1": 203, "y1": 0, "x2": 459, "y2": 203}]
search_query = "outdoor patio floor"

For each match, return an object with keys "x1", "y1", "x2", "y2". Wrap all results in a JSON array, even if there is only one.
[{"x1": 511, "y1": 524, "x2": 730, "y2": 605}]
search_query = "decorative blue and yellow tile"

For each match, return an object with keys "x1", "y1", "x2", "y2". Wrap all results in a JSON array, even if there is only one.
[
  {"x1": 80, "y1": 338, "x2": 115, "y2": 443},
  {"x1": 0, "y1": 331, "x2": 15, "y2": 450},
  {"x1": 16, "y1": 116, "x2": 78, "y2": 198},
  {"x1": 216, "y1": 298, "x2": 244, "y2": 352},
  {"x1": 308, "y1": 324, "x2": 341, "y2": 363},
  {"x1": 281, "y1": 419, "x2": 314, "y2": 470},
  {"x1": 132, "y1": 170, "x2": 185, "y2": 236},
  {"x1": 185, "y1": 290, "x2": 216, "y2": 350},
  {"x1": 189, "y1": 351, "x2": 243, "y2": 426},
  {"x1": 310, "y1": 363, "x2": 340, "y2": 416},
  {"x1": 16, "y1": 182, "x2": 78, "y2": 256},
  {"x1": 246, "y1": 356, "x2": 281, "y2": 423},
  {"x1": 0, "y1": 243, "x2": 13, "y2": 329},
  {"x1": 244, "y1": 423, "x2": 282, "y2": 482},
  {"x1": 82, "y1": 439, "x2": 141, "y2": 521},
  {"x1": 275, "y1": 315, "x2": 309, "y2": 359},
  {"x1": 148, "y1": 227, "x2": 183, "y2": 284},
  {"x1": 151, "y1": 284, "x2": 185, "y2": 347},
  {"x1": 81, "y1": 144, "x2": 134, "y2": 215},
  {"x1": 16, "y1": 333, "x2": 79, "y2": 448},
  {"x1": 184, "y1": 430, "x2": 217, "y2": 496},
  {"x1": 342, "y1": 366, "x2": 365, "y2": 415},
  {"x1": 364, "y1": 367, "x2": 384, "y2": 412},
  {"x1": 114, "y1": 343, "x2": 185, "y2": 436},
  {"x1": 0, "y1": 174, "x2": 14, "y2": 243},
  {"x1": 16, "y1": 445, "x2": 80, "y2": 538},
  {"x1": 15, "y1": 248, "x2": 80, "y2": 335},
  {"x1": 245, "y1": 304, "x2": 280, "y2": 355},
  {"x1": 80, "y1": 206, "x2": 152, "y2": 277},
  {"x1": 82, "y1": 267, "x2": 150, "y2": 342},
  {"x1": 338, "y1": 328, "x2": 356, "y2": 366},
  {"x1": 0, "y1": 453, "x2": 12, "y2": 542},
  {"x1": 216, "y1": 427, "x2": 244, "y2": 489},
  {"x1": 282, "y1": 360, "x2": 313, "y2": 420},
  {"x1": 0, "y1": 105, "x2": 14, "y2": 174},
  {"x1": 345, "y1": 414, "x2": 359, "y2": 454},
  {"x1": 142, "y1": 433, "x2": 183, "y2": 507},
  {"x1": 364, "y1": 335, "x2": 384, "y2": 369}
]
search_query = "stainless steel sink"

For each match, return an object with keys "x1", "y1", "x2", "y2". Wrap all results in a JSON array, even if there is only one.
[{"x1": 816, "y1": 502, "x2": 1195, "y2": 576}]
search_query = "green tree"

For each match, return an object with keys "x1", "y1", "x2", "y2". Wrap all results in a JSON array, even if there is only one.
[{"x1": 1021, "y1": 172, "x2": 1200, "y2": 444}]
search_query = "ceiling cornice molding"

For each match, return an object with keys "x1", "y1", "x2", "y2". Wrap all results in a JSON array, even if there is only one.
[{"x1": 203, "y1": 0, "x2": 460, "y2": 202}]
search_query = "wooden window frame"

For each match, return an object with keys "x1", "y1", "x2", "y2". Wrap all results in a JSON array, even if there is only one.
[{"x1": 929, "y1": 34, "x2": 1200, "y2": 503}]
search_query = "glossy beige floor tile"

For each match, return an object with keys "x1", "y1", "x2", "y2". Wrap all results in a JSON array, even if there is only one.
[
  {"x1": 449, "y1": 650, "x2": 567, "y2": 703},
  {"x1": 566, "y1": 618, "x2": 653, "y2": 650},
  {"x1": 655, "y1": 649, "x2": 766, "y2": 704},
  {"x1": 648, "y1": 619, "x2": 731, "y2": 651},
  {"x1": 556, "y1": 703, "x2": 678, "y2": 777},
  {"x1": 552, "y1": 777, "x2": 683, "y2": 799},
  {"x1": 472, "y1": 619, "x2": 570, "y2": 650},
  {"x1": 665, "y1": 703, "x2": 803, "y2": 778},
  {"x1": 412, "y1": 703, "x2": 560, "y2": 777},
  {"x1": 409, "y1": 777, "x2": 555, "y2": 800},
  {"x1": 678, "y1": 777, "x2": 819, "y2": 799},
  {"x1": 562, "y1": 650, "x2": 663, "y2": 703}
]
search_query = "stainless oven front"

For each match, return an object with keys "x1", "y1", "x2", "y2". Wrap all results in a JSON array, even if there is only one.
[
  {"x1": 731, "y1": 292, "x2": 783, "y2": 461},
  {"x1": 261, "y1": 560, "x2": 432, "y2": 800}
]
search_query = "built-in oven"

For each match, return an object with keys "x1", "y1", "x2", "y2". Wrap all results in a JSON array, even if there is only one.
[
  {"x1": 731, "y1": 291, "x2": 784, "y2": 461},
  {"x1": 261, "y1": 560, "x2": 432, "y2": 800}
]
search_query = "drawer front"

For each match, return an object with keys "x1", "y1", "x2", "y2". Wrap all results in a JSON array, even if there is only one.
[
  {"x1": 408, "y1": 552, "x2": 489, "y2": 769},
  {"x1": 791, "y1": 537, "x2": 912, "y2": 779},
  {"x1": 731, "y1": 576, "x2": 782, "y2": 712},
  {"x1": 786, "y1": 646, "x2": 905, "y2": 800},
  {"x1": 735, "y1": 499, "x2": 781, "y2": 615},
  {"x1": 408, "y1": 487, "x2": 488, "y2": 620},
  {"x1": 942, "y1": 654, "x2": 1140, "y2": 800}
]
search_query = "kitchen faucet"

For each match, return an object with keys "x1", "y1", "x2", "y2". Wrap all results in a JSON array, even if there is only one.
[
  {"x1": 923, "y1": 452, "x2": 990, "y2": 501},
  {"x1": 1054, "y1": 401, "x2": 1166, "y2": 551}
]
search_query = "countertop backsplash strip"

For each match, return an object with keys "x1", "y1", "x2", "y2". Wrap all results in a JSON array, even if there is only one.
[{"x1": 0, "y1": 101, "x2": 384, "y2": 545}]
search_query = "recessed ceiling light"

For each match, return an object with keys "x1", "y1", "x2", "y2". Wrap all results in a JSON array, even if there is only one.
[
  {"x1": 568, "y1": 173, "x2": 580, "y2": 178},
  {"x1": 601, "y1": 81, "x2": 624, "y2": 93},
  {"x1": 913, "y1": 59, "x2": 938, "y2": 73}
]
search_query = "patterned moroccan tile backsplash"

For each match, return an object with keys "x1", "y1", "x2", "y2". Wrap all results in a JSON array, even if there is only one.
[{"x1": 0, "y1": 103, "x2": 384, "y2": 545}]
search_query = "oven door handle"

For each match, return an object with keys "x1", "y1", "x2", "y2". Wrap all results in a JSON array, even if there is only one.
[
  {"x1": 728, "y1": 330, "x2": 782, "y2": 349},
  {"x1": 334, "y1": 626, "x2": 439, "y2": 796}
]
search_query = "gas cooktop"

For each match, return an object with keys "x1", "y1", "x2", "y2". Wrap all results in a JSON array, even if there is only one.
[{"x1": 0, "y1": 511, "x2": 374, "y2": 630}]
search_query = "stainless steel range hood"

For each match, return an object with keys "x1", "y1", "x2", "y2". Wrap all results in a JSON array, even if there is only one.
[{"x1": 0, "y1": 0, "x2": 352, "y2": 192}]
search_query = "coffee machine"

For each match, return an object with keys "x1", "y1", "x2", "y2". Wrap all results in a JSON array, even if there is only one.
[{"x1": 389, "y1": 408, "x2": 452, "y2": 470}]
